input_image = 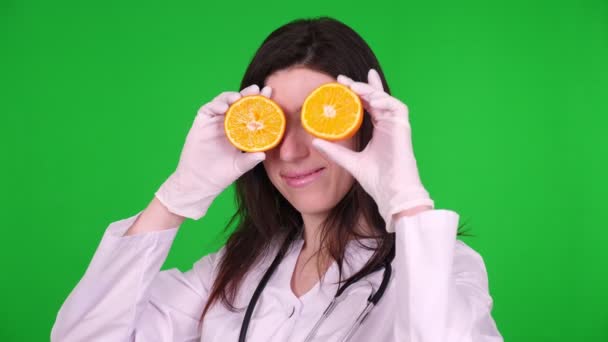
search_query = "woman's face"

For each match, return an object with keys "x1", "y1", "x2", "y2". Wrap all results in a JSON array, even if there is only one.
[{"x1": 263, "y1": 66, "x2": 356, "y2": 219}]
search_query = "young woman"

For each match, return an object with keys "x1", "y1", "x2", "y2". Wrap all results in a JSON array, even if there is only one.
[{"x1": 51, "y1": 17, "x2": 503, "y2": 342}]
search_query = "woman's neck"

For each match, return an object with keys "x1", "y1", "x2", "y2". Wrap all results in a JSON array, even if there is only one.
[{"x1": 300, "y1": 212, "x2": 375, "y2": 254}]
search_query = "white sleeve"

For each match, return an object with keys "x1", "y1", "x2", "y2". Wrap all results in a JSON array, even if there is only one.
[
  {"x1": 50, "y1": 211, "x2": 219, "y2": 342},
  {"x1": 393, "y1": 209, "x2": 503, "y2": 342}
]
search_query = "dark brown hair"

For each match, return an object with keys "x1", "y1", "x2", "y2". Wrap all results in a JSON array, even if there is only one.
[{"x1": 200, "y1": 16, "x2": 470, "y2": 322}]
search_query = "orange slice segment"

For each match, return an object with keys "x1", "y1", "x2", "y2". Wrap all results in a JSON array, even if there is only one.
[
  {"x1": 301, "y1": 82, "x2": 363, "y2": 141},
  {"x1": 224, "y1": 95, "x2": 286, "y2": 152}
]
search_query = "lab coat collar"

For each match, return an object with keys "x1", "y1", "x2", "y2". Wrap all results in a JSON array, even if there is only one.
[{"x1": 263, "y1": 236, "x2": 382, "y2": 316}]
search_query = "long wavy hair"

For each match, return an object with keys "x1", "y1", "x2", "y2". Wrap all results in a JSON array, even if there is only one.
[{"x1": 200, "y1": 16, "x2": 469, "y2": 322}]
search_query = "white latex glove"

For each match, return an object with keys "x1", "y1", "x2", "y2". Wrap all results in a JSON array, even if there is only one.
[
  {"x1": 154, "y1": 84, "x2": 272, "y2": 220},
  {"x1": 311, "y1": 69, "x2": 434, "y2": 233}
]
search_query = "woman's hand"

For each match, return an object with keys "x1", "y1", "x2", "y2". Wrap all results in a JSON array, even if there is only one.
[
  {"x1": 154, "y1": 85, "x2": 272, "y2": 220},
  {"x1": 311, "y1": 69, "x2": 434, "y2": 232}
]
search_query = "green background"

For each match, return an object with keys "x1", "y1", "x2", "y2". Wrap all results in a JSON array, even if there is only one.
[{"x1": 1, "y1": 0, "x2": 606, "y2": 340}]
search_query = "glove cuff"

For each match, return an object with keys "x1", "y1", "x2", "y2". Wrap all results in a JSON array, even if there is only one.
[
  {"x1": 154, "y1": 172, "x2": 218, "y2": 220},
  {"x1": 381, "y1": 185, "x2": 435, "y2": 233}
]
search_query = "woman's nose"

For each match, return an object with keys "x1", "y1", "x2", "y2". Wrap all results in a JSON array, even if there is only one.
[{"x1": 278, "y1": 125, "x2": 311, "y2": 162}]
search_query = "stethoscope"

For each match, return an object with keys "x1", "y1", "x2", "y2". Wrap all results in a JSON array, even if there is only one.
[{"x1": 238, "y1": 240, "x2": 395, "y2": 342}]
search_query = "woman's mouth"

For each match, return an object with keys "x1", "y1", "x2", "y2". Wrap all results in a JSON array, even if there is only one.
[{"x1": 281, "y1": 167, "x2": 326, "y2": 188}]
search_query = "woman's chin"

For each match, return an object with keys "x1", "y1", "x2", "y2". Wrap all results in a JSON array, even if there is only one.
[{"x1": 287, "y1": 196, "x2": 337, "y2": 216}]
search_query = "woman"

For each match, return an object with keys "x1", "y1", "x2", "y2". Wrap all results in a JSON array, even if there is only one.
[{"x1": 51, "y1": 17, "x2": 503, "y2": 341}]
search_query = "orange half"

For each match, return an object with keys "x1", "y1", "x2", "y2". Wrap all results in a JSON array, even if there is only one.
[
  {"x1": 224, "y1": 95, "x2": 286, "y2": 152},
  {"x1": 301, "y1": 82, "x2": 363, "y2": 141}
]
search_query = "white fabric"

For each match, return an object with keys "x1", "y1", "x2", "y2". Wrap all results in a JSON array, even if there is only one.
[{"x1": 51, "y1": 209, "x2": 503, "y2": 342}]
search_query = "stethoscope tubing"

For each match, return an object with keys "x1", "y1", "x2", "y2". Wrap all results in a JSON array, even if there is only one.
[
  {"x1": 302, "y1": 259, "x2": 392, "y2": 342},
  {"x1": 238, "y1": 240, "x2": 394, "y2": 342}
]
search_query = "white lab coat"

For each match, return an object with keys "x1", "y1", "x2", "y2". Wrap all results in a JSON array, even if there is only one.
[{"x1": 51, "y1": 209, "x2": 503, "y2": 341}]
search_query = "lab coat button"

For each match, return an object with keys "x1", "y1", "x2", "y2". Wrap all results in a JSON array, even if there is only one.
[{"x1": 288, "y1": 306, "x2": 295, "y2": 318}]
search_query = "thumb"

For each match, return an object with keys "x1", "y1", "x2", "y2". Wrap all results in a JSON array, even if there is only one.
[
  {"x1": 235, "y1": 152, "x2": 266, "y2": 173},
  {"x1": 312, "y1": 139, "x2": 359, "y2": 177}
]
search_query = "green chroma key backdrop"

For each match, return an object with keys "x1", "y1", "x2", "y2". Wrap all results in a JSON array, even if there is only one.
[{"x1": 1, "y1": 0, "x2": 606, "y2": 340}]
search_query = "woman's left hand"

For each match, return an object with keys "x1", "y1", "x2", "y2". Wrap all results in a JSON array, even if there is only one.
[{"x1": 311, "y1": 69, "x2": 434, "y2": 232}]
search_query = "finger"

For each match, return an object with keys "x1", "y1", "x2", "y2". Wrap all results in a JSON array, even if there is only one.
[
  {"x1": 240, "y1": 84, "x2": 260, "y2": 97},
  {"x1": 369, "y1": 96, "x2": 406, "y2": 112},
  {"x1": 337, "y1": 74, "x2": 381, "y2": 97},
  {"x1": 194, "y1": 104, "x2": 226, "y2": 128},
  {"x1": 207, "y1": 100, "x2": 230, "y2": 116},
  {"x1": 234, "y1": 151, "x2": 266, "y2": 173},
  {"x1": 260, "y1": 85, "x2": 272, "y2": 98},
  {"x1": 369, "y1": 97, "x2": 411, "y2": 124},
  {"x1": 336, "y1": 75, "x2": 383, "y2": 110},
  {"x1": 350, "y1": 81, "x2": 378, "y2": 98},
  {"x1": 359, "y1": 91, "x2": 394, "y2": 123},
  {"x1": 197, "y1": 100, "x2": 229, "y2": 119},
  {"x1": 336, "y1": 75, "x2": 387, "y2": 113},
  {"x1": 368, "y1": 69, "x2": 384, "y2": 92},
  {"x1": 368, "y1": 90, "x2": 387, "y2": 101},
  {"x1": 337, "y1": 74, "x2": 355, "y2": 86},
  {"x1": 311, "y1": 139, "x2": 360, "y2": 178},
  {"x1": 214, "y1": 91, "x2": 242, "y2": 105}
]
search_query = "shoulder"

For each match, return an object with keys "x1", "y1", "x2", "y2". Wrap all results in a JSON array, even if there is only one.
[
  {"x1": 157, "y1": 237, "x2": 294, "y2": 295},
  {"x1": 189, "y1": 239, "x2": 284, "y2": 289},
  {"x1": 190, "y1": 246, "x2": 227, "y2": 286},
  {"x1": 149, "y1": 246, "x2": 228, "y2": 300}
]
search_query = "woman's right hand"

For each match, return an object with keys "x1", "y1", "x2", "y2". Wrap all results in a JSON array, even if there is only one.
[{"x1": 154, "y1": 84, "x2": 272, "y2": 220}]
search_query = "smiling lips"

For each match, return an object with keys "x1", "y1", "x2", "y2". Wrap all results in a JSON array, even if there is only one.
[
  {"x1": 281, "y1": 167, "x2": 325, "y2": 178},
  {"x1": 281, "y1": 167, "x2": 326, "y2": 188}
]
